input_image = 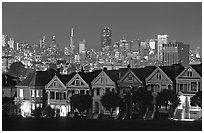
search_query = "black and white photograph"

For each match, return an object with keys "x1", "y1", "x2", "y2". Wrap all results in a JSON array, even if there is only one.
[{"x1": 2, "y1": 1, "x2": 202, "y2": 131}]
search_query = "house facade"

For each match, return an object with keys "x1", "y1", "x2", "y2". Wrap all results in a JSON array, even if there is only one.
[
  {"x1": 15, "y1": 71, "x2": 54, "y2": 117},
  {"x1": 175, "y1": 64, "x2": 202, "y2": 120},
  {"x1": 91, "y1": 69, "x2": 119, "y2": 115}
]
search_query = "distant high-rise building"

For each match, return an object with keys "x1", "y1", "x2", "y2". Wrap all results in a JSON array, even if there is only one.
[
  {"x1": 70, "y1": 28, "x2": 75, "y2": 53},
  {"x1": 157, "y1": 34, "x2": 168, "y2": 61},
  {"x1": 8, "y1": 38, "x2": 15, "y2": 49},
  {"x1": 163, "y1": 42, "x2": 189, "y2": 66},
  {"x1": 50, "y1": 36, "x2": 57, "y2": 48},
  {"x1": 101, "y1": 27, "x2": 111, "y2": 51},
  {"x1": 79, "y1": 40, "x2": 86, "y2": 53},
  {"x1": 2, "y1": 35, "x2": 9, "y2": 47},
  {"x1": 130, "y1": 39, "x2": 140, "y2": 52}
]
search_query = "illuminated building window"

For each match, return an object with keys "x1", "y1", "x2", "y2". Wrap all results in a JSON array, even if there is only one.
[
  {"x1": 187, "y1": 69, "x2": 193, "y2": 77},
  {"x1": 20, "y1": 89, "x2": 24, "y2": 98},
  {"x1": 75, "y1": 78, "x2": 81, "y2": 86},
  {"x1": 36, "y1": 90, "x2": 39, "y2": 97}
]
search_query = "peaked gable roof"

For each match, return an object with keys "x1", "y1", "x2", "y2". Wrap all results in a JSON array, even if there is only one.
[
  {"x1": 159, "y1": 64, "x2": 185, "y2": 81},
  {"x1": 17, "y1": 70, "x2": 56, "y2": 87},
  {"x1": 190, "y1": 64, "x2": 202, "y2": 77},
  {"x1": 105, "y1": 70, "x2": 119, "y2": 82}
]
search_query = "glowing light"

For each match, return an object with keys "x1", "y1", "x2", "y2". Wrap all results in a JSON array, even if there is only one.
[
  {"x1": 21, "y1": 101, "x2": 31, "y2": 117},
  {"x1": 60, "y1": 105, "x2": 67, "y2": 117}
]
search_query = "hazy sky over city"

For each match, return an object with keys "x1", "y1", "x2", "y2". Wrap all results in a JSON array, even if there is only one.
[{"x1": 2, "y1": 2, "x2": 202, "y2": 51}]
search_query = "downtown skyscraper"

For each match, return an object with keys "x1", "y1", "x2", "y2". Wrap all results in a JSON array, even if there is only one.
[{"x1": 101, "y1": 27, "x2": 111, "y2": 51}]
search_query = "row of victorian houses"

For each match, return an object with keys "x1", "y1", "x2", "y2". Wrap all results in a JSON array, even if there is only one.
[{"x1": 9, "y1": 63, "x2": 202, "y2": 119}]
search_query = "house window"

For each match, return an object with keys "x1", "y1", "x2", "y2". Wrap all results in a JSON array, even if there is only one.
[
  {"x1": 190, "y1": 82, "x2": 197, "y2": 92},
  {"x1": 106, "y1": 88, "x2": 110, "y2": 93},
  {"x1": 179, "y1": 84, "x2": 184, "y2": 91},
  {"x1": 96, "y1": 88, "x2": 100, "y2": 96},
  {"x1": 20, "y1": 89, "x2": 23, "y2": 98},
  {"x1": 168, "y1": 85, "x2": 171, "y2": 90},
  {"x1": 36, "y1": 90, "x2": 39, "y2": 97},
  {"x1": 80, "y1": 90, "x2": 85, "y2": 94},
  {"x1": 161, "y1": 84, "x2": 166, "y2": 90},
  {"x1": 64, "y1": 92, "x2": 66, "y2": 99},
  {"x1": 86, "y1": 90, "x2": 89, "y2": 95},
  {"x1": 156, "y1": 73, "x2": 162, "y2": 80},
  {"x1": 75, "y1": 78, "x2": 81, "y2": 86},
  {"x1": 56, "y1": 92, "x2": 60, "y2": 100},
  {"x1": 198, "y1": 82, "x2": 201, "y2": 91},
  {"x1": 31, "y1": 90, "x2": 35, "y2": 97},
  {"x1": 187, "y1": 69, "x2": 193, "y2": 77},
  {"x1": 50, "y1": 91, "x2": 55, "y2": 99},
  {"x1": 128, "y1": 76, "x2": 133, "y2": 81}
]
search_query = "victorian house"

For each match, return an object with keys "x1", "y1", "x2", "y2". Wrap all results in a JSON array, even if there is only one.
[
  {"x1": 15, "y1": 70, "x2": 55, "y2": 117},
  {"x1": 175, "y1": 63, "x2": 202, "y2": 120},
  {"x1": 91, "y1": 68, "x2": 119, "y2": 115}
]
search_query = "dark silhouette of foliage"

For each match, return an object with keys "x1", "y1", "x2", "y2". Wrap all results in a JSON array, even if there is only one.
[
  {"x1": 8, "y1": 62, "x2": 25, "y2": 77},
  {"x1": 191, "y1": 91, "x2": 202, "y2": 108},
  {"x1": 101, "y1": 92, "x2": 123, "y2": 117},
  {"x1": 70, "y1": 94, "x2": 93, "y2": 117},
  {"x1": 132, "y1": 87, "x2": 154, "y2": 118},
  {"x1": 156, "y1": 89, "x2": 180, "y2": 117},
  {"x1": 32, "y1": 107, "x2": 43, "y2": 118},
  {"x1": 43, "y1": 105, "x2": 55, "y2": 118}
]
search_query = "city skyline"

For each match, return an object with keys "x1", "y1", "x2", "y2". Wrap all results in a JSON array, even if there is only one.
[{"x1": 2, "y1": 2, "x2": 202, "y2": 51}]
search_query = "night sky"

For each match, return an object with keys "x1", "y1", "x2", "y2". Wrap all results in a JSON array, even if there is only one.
[{"x1": 2, "y1": 2, "x2": 202, "y2": 51}]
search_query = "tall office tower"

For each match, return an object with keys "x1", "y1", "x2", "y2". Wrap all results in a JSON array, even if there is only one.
[
  {"x1": 8, "y1": 38, "x2": 15, "y2": 49},
  {"x1": 130, "y1": 39, "x2": 140, "y2": 52},
  {"x1": 79, "y1": 40, "x2": 86, "y2": 53},
  {"x1": 157, "y1": 34, "x2": 168, "y2": 61},
  {"x1": 101, "y1": 27, "x2": 111, "y2": 51},
  {"x1": 40, "y1": 36, "x2": 46, "y2": 49},
  {"x1": 70, "y1": 28, "x2": 75, "y2": 53},
  {"x1": 50, "y1": 36, "x2": 57, "y2": 48},
  {"x1": 2, "y1": 35, "x2": 9, "y2": 47},
  {"x1": 163, "y1": 42, "x2": 189, "y2": 66}
]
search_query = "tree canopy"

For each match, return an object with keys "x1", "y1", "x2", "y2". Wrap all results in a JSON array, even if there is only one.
[
  {"x1": 101, "y1": 92, "x2": 123, "y2": 117},
  {"x1": 70, "y1": 94, "x2": 92, "y2": 116},
  {"x1": 156, "y1": 89, "x2": 180, "y2": 116},
  {"x1": 132, "y1": 87, "x2": 154, "y2": 118},
  {"x1": 191, "y1": 91, "x2": 202, "y2": 108},
  {"x1": 8, "y1": 62, "x2": 26, "y2": 77}
]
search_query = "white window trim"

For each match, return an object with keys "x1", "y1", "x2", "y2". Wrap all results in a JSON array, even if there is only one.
[{"x1": 31, "y1": 90, "x2": 35, "y2": 97}]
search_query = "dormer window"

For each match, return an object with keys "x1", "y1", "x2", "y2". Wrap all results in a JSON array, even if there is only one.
[
  {"x1": 75, "y1": 77, "x2": 81, "y2": 86},
  {"x1": 128, "y1": 75, "x2": 133, "y2": 81},
  {"x1": 156, "y1": 73, "x2": 162, "y2": 80},
  {"x1": 187, "y1": 69, "x2": 193, "y2": 77}
]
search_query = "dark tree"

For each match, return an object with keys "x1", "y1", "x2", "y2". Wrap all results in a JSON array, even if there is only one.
[
  {"x1": 70, "y1": 94, "x2": 93, "y2": 117},
  {"x1": 32, "y1": 107, "x2": 43, "y2": 118},
  {"x1": 8, "y1": 62, "x2": 25, "y2": 77},
  {"x1": 191, "y1": 91, "x2": 202, "y2": 108},
  {"x1": 101, "y1": 92, "x2": 123, "y2": 117},
  {"x1": 132, "y1": 87, "x2": 154, "y2": 118},
  {"x1": 156, "y1": 89, "x2": 180, "y2": 117},
  {"x1": 43, "y1": 105, "x2": 55, "y2": 118}
]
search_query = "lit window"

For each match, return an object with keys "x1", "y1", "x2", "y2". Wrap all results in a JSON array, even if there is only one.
[
  {"x1": 31, "y1": 90, "x2": 35, "y2": 97},
  {"x1": 20, "y1": 89, "x2": 23, "y2": 98},
  {"x1": 36, "y1": 90, "x2": 39, "y2": 97},
  {"x1": 187, "y1": 69, "x2": 193, "y2": 77}
]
